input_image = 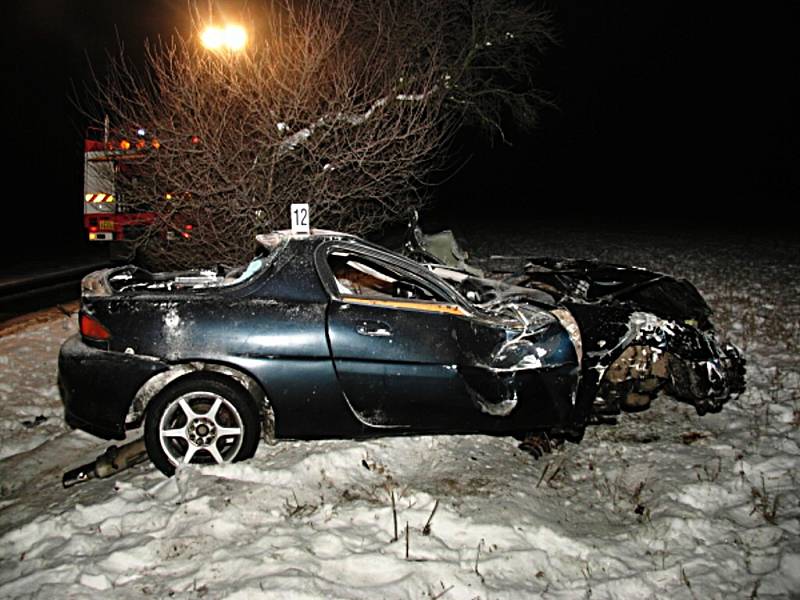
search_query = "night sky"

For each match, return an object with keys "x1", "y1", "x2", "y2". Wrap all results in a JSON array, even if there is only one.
[{"x1": 4, "y1": 1, "x2": 796, "y2": 266}]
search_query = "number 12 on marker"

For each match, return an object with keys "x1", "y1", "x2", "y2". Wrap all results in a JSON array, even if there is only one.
[{"x1": 290, "y1": 203, "x2": 310, "y2": 234}]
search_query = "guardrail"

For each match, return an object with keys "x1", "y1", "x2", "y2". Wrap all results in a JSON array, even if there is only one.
[{"x1": 0, "y1": 262, "x2": 110, "y2": 322}]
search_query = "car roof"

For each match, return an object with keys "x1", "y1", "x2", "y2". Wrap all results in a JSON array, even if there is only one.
[
  {"x1": 255, "y1": 228, "x2": 479, "y2": 313},
  {"x1": 255, "y1": 229, "x2": 359, "y2": 250}
]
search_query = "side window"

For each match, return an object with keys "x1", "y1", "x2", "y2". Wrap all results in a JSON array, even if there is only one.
[{"x1": 328, "y1": 252, "x2": 445, "y2": 302}]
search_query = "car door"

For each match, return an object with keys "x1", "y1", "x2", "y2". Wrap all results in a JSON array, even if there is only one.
[{"x1": 320, "y1": 245, "x2": 481, "y2": 430}]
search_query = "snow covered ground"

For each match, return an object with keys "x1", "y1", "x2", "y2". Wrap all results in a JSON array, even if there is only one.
[{"x1": 1, "y1": 225, "x2": 798, "y2": 599}]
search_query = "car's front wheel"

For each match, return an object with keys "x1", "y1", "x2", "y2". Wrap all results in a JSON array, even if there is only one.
[{"x1": 144, "y1": 376, "x2": 260, "y2": 476}]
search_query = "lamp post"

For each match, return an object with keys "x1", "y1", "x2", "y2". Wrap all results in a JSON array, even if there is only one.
[{"x1": 200, "y1": 24, "x2": 247, "y2": 52}]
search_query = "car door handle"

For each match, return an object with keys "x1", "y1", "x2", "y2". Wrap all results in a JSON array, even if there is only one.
[{"x1": 356, "y1": 321, "x2": 392, "y2": 337}]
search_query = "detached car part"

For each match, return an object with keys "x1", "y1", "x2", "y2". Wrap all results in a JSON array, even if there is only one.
[{"x1": 62, "y1": 437, "x2": 147, "y2": 488}]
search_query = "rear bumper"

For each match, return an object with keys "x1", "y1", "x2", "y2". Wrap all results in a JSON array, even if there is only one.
[{"x1": 59, "y1": 335, "x2": 169, "y2": 440}]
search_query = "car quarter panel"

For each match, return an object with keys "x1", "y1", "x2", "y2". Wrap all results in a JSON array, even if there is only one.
[{"x1": 76, "y1": 238, "x2": 365, "y2": 439}]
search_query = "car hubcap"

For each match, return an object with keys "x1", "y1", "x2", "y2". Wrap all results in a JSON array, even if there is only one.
[
  {"x1": 159, "y1": 391, "x2": 244, "y2": 467},
  {"x1": 188, "y1": 417, "x2": 216, "y2": 446}
]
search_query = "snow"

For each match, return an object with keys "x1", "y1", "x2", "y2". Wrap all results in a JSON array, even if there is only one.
[
  {"x1": 283, "y1": 127, "x2": 312, "y2": 149},
  {"x1": 280, "y1": 88, "x2": 436, "y2": 153},
  {"x1": 396, "y1": 93, "x2": 427, "y2": 102},
  {"x1": 1, "y1": 225, "x2": 799, "y2": 598}
]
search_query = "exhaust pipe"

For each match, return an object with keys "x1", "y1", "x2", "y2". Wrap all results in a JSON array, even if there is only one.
[{"x1": 62, "y1": 437, "x2": 148, "y2": 488}]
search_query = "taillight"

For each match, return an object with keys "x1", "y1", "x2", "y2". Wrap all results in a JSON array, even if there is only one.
[{"x1": 80, "y1": 313, "x2": 111, "y2": 341}]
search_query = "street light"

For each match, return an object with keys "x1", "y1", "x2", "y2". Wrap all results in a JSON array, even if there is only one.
[{"x1": 200, "y1": 24, "x2": 247, "y2": 52}]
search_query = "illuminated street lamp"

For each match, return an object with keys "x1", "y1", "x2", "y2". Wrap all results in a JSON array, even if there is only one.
[{"x1": 200, "y1": 24, "x2": 247, "y2": 52}]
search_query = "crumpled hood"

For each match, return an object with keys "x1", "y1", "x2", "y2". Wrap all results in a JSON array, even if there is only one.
[{"x1": 515, "y1": 258, "x2": 713, "y2": 329}]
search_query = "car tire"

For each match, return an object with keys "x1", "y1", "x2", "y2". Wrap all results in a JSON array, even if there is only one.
[{"x1": 144, "y1": 375, "x2": 260, "y2": 477}]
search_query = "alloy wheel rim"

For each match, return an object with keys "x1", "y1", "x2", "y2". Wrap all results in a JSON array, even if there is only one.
[{"x1": 158, "y1": 391, "x2": 244, "y2": 467}]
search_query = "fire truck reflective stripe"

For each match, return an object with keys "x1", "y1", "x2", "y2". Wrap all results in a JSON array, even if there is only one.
[{"x1": 84, "y1": 193, "x2": 116, "y2": 204}]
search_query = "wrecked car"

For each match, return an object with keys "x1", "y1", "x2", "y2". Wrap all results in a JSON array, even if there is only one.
[{"x1": 58, "y1": 226, "x2": 745, "y2": 478}]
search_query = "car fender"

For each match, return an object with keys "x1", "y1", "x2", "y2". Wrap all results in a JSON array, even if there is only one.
[{"x1": 128, "y1": 361, "x2": 276, "y2": 443}]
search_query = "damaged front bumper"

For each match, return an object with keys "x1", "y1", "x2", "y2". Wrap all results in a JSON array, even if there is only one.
[
  {"x1": 667, "y1": 342, "x2": 746, "y2": 414},
  {"x1": 595, "y1": 334, "x2": 746, "y2": 418}
]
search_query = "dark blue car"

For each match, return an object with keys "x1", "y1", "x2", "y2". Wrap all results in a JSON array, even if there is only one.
[{"x1": 59, "y1": 229, "x2": 744, "y2": 476}]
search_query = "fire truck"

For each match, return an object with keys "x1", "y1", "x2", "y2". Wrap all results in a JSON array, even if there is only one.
[{"x1": 83, "y1": 124, "x2": 193, "y2": 259}]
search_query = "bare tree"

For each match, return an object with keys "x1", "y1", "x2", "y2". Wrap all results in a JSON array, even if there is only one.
[{"x1": 89, "y1": 0, "x2": 552, "y2": 268}]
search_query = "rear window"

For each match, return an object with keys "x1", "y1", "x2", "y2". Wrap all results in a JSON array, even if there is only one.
[{"x1": 106, "y1": 252, "x2": 274, "y2": 294}]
